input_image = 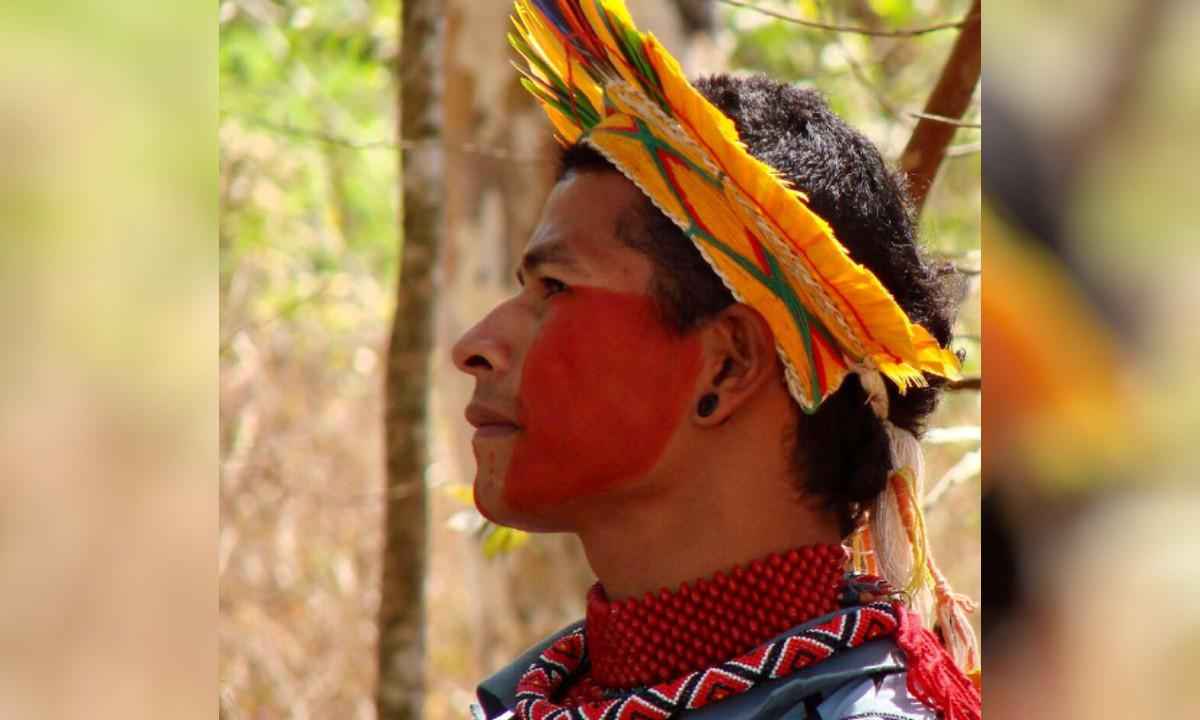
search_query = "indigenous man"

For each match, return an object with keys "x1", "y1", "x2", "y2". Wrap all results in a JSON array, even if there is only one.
[{"x1": 452, "y1": 2, "x2": 981, "y2": 718}]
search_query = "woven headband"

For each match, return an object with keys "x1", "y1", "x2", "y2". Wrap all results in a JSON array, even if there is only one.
[
  {"x1": 511, "y1": 0, "x2": 978, "y2": 677},
  {"x1": 510, "y1": 0, "x2": 960, "y2": 413}
]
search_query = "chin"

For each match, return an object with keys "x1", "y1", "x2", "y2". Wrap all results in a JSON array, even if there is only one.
[
  {"x1": 471, "y1": 469, "x2": 507, "y2": 524},
  {"x1": 473, "y1": 474, "x2": 572, "y2": 533}
]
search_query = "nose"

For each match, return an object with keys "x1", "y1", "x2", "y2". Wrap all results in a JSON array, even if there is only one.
[{"x1": 452, "y1": 311, "x2": 513, "y2": 379}]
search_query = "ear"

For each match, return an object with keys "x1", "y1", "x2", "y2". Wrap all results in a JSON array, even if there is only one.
[{"x1": 691, "y1": 304, "x2": 780, "y2": 426}]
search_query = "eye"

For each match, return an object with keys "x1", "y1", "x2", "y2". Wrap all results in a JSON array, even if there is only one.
[{"x1": 540, "y1": 277, "x2": 568, "y2": 298}]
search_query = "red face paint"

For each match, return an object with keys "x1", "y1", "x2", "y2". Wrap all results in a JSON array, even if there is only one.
[{"x1": 504, "y1": 287, "x2": 703, "y2": 511}]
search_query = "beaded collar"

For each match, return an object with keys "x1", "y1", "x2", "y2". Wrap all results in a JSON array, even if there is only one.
[
  {"x1": 511, "y1": 544, "x2": 981, "y2": 720},
  {"x1": 514, "y1": 596, "x2": 980, "y2": 720},
  {"x1": 515, "y1": 601, "x2": 906, "y2": 720},
  {"x1": 580, "y1": 544, "x2": 846, "y2": 694}
]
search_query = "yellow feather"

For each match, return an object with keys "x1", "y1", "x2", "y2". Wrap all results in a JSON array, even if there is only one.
[
  {"x1": 510, "y1": 0, "x2": 962, "y2": 407},
  {"x1": 516, "y1": 3, "x2": 568, "y2": 85},
  {"x1": 642, "y1": 32, "x2": 959, "y2": 381}
]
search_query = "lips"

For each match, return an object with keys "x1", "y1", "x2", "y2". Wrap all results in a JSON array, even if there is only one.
[{"x1": 465, "y1": 403, "x2": 521, "y2": 437}]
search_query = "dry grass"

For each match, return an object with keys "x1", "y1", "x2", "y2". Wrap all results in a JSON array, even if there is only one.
[{"x1": 220, "y1": 260, "x2": 389, "y2": 719}]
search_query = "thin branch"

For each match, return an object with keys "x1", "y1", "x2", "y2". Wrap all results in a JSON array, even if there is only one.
[
  {"x1": 946, "y1": 142, "x2": 981, "y2": 157},
  {"x1": 718, "y1": 0, "x2": 975, "y2": 38},
  {"x1": 924, "y1": 425, "x2": 981, "y2": 445},
  {"x1": 831, "y1": 54, "x2": 982, "y2": 132},
  {"x1": 223, "y1": 112, "x2": 542, "y2": 162},
  {"x1": 932, "y1": 249, "x2": 981, "y2": 260},
  {"x1": 907, "y1": 110, "x2": 981, "y2": 129},
  {"x1": 800, "y1": 0, "x2": 981, "y2": 161},
  {"x1": 946, "y1": 376, "x2": 981, "y2": 391},
  {"x1": 923, "y1": 449, "x2": 980, "y2": 510},
  {"x1": 229, "y1": 113, "x2": 397, "y2": 149},
  {"x1": 899, "y1": 0, "x2": 982, "y2": 214},
  {"x1": 825, "y1": 21, "x2": 902, "y2": 122}
]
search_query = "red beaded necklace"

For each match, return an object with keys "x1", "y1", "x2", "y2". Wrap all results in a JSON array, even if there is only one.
[
  {"x1": 515, "y1": 599, "x2": 981, "y2": 720},
  {"x1": 515, "y1": 602, "x2": 909, "y2": 720},
  {"x1": 512, "y1": 544, "x2": 980, "y2": 719},
  {"x1": 564, "y1": 544, "x2": 845, "y2": 703}
]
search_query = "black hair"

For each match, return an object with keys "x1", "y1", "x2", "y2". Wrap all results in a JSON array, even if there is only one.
[{"x1": 558, "y1": 74, "x2": 959, "y2": 537}]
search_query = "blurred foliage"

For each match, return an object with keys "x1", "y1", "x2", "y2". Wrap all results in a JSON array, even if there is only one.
[
  {"x1": 985, "y1": 3, "x2": 1200, "y2": 717},
  {"x1": 220, "y1": 0, "x2": 398, "y2": 358},
  {"x1": 220, "y1": 2, "x2": 400, "y2": 717},
  {"x1": 0, "y1": 0, "x2": 215, "y2": 718}
]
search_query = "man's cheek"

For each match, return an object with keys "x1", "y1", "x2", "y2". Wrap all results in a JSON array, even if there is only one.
[{"x1": 504, "y1": 288, "x2": 702, "y2": 510}]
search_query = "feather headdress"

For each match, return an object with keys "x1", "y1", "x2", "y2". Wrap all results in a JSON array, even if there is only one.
[{"x1": 510, "y1": 0, "x2": 977, "y2": 677}]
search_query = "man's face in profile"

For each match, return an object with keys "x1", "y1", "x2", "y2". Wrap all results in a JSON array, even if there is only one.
[{"x1": 451, "y1": 171, "x2": 704, "y2": 531}]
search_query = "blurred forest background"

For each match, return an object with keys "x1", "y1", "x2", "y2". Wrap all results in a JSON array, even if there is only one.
[
  {"x1": 983, "y1": 2, "x2": 1200, "y2": 718},
  {"x1": 218, "y1": 1, "x2": 980, "y2": 718}
]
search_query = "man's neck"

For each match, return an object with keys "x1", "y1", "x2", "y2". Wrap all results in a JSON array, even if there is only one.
[{"x1": 573, "y1": 452, "x2": 842, "y2": 600}]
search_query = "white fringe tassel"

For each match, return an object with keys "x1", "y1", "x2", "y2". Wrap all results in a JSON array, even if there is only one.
[{"x1": 858, "y1": 365, "x2": 979, "y2": 674}]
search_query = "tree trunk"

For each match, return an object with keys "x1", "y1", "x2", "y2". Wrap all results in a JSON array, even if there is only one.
[
  {"x1": 899, "y1": 0, "x2": 981, "y2": 215},
  {"x1": 377, "y1": 0, "x2": 443, "y2": 718}
]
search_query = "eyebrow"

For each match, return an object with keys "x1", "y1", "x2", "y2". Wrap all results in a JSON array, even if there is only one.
[{"x1": 515, "y1": 238, "x2": 584, "y2": 285}]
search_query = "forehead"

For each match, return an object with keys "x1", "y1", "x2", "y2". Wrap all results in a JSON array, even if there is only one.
[{"x1": 522, "y1": 171, "x2": 654, "y2": 289}]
